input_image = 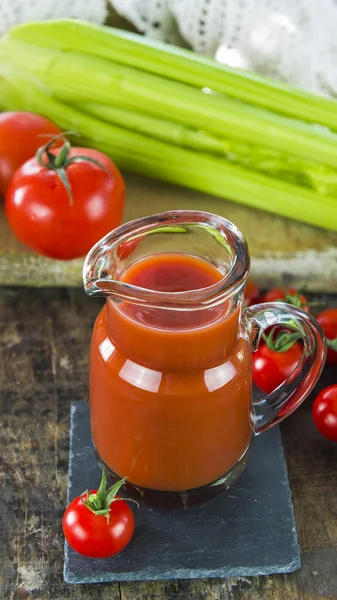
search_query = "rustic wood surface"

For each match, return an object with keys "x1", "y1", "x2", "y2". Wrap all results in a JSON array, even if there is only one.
[
  {"x1": 1, "y1": 173, "x2": 337, "y2": 291},
  {"x1": 1, "y1": 287, "x2": 337, "y2": 600}
]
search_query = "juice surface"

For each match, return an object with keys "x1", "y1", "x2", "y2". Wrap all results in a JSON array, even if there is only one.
[
  {"x1": 123, "y1": 252, "x2": 222, "y2": 292},
  {"x1": 121, "y1": 253, "x2": 224, "y2": 330},
  {"x1": 90, "y1": 252, "x2": 252, "y2": 491}
]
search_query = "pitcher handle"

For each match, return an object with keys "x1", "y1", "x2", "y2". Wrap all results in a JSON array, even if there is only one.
[{"x1": 243, "y1": 302, "x2": 326, "y2": 434}]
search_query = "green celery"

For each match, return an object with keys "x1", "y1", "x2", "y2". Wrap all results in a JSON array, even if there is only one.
[
  {"x1": 6, "y1": 19, "x2": 337, "y2": 131},
  {"x1": 0, "y1": 63, "x2": 337, "y2": 232},
  {"x1": 80, "y1": 102, "x2": 226, "y2": 154},
  {"x1": 3, "y1": 40, "x2": 337, "y2": 170},
  {"x1": 81, "y1": 101, "x2": 337, "y2": 194}
]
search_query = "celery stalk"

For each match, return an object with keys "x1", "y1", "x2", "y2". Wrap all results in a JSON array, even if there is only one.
[
  {"x1": 80, "y1": 101, "x2": 337, "y2": 194},
  {"x1": 3, "y1": 40, "x2": 337, "y2": 170},
  {"x1": 0, "y1": 64, "x2": 337, "y2": 231},
  {"x1": 6, "y1": 19, "x2": 337, "y2": 131},
  {"x1": 80, "y1": 102, "x2": 226, "y2": 155}
]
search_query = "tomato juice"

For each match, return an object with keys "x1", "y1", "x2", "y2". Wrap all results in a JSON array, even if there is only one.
[{"x1": 90, "y1": 253, "x2": 252, "y2": 491}]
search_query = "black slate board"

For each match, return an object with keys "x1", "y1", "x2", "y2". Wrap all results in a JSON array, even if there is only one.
[{"x1": 64, "y1": 402, "x2": 300, "y2": 584}]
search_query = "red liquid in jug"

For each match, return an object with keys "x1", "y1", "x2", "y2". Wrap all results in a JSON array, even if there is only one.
[{"x1": 90, "y1": 253, "x2": 252, "y2": 491}]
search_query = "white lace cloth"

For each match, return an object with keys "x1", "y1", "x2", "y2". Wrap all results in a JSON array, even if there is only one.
[
  {"x1": 111, "y1": 0, "x2": 337, "y2": 97},
  {"x1": 1, "y1": 0, "x2": 337, "y2": 97},
  {"x1": 0, "y1": 0, "x2": 107, "y2": 35}
]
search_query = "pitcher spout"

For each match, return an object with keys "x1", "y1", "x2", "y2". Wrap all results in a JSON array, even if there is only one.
[{"x1": 83, "y1": 210, "x2": 249, "y2": 306}]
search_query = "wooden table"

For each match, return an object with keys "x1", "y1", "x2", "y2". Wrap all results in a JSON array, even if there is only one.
[
  {"x1": 1, "y1": 287, "x2": 336, "y2": 600},
  {"x1": 2, "y1": 172, "x2": 337, "y2": 291}
]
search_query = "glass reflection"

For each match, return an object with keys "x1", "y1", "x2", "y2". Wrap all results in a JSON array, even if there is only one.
[
  {"x1": 99, "y1": 337, "x2": 115, "y2": 361},
  {"x1": 119, "y1": 360, "x2": 162, "y2": 393},
  {"x1": 204, "y1": 360, "x2": 237, "y2": 393}
]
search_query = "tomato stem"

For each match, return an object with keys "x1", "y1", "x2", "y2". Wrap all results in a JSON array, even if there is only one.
[
  {"x1": 274, "y1": 289, "x2": 322, "y2": 310},
  {"x1": 54, "y1": 140, "x2": 72, "y2": 167},
  {"x1": 262, "y1": 326, "x2": 302, "y2": 352},
  {"x1": 327, "y1": 337, "x2": 337, "y2": 351},
  {"x1": 284, "y1": 291, "x2": 307, "y2": 309},
  {"x1": 80, "y1": 469, "x2": 139, "y2": 522},
  {"x1": 35, "y1": 133, "x2": 112, "y2": 207}
]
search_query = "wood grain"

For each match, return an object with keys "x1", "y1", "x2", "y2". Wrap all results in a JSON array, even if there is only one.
[
  {"x1": 0, "y1": 287, "x2": 336, "y2": 599},
  {"x1": 1, "y1": 172, "x2": 337, "y2": 291}
]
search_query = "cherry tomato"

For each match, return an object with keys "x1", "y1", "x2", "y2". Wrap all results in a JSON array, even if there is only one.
[
  {"x1": 244, "y1": 279, "x2": 259, "y2": 307},
  {"x1": 312, "y1": 385, "x2": 337, "y2": 443},
  {"x1": 252, "y1": 341, "x2": 302, "y2": 394},
  {"x1": 316, "y1": 309, "x2": 337, "y2": 365},
  {"x1": 0, "y1": 112, "x2": 61, "y2": 197},
  {"x1": 62, "y1": 474, "x2": 135, "y2": 558},
  {"x1": 63, "y1": 491, "x2": 134, "y2": 558},
  {"x1": 6, "y1": 139, "x2": 125, "y2": 260},
  {"x1": 261, "y1": 287, "x2": 310, "y2": 312},
  {"x1": 117, "y1": 236, "x2": 142, "y2": 260}
]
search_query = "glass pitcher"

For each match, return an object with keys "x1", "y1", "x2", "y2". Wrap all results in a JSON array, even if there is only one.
[{"x1": 83, "y1": 210, "x2": 326, "y2": 508}]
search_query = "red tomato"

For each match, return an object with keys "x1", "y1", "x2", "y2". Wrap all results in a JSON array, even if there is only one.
[
  {"x1": 244, "y1": 279, "x2": 259, "y2": 307},
  {"x1": 117, "y1": 236, "x2": 142, "y2": 260},
  {"x1": 0, "y1": 112, "x2": 61, "y2": 197},
  {"x1": 6, "y1": 142, "x2": 125, "y2": 260},
  {"x1": 252, "y1": 341, "x2": 302, "y2": 394},
  {"x1": 261, "y1": 287, "x2": 310, "y2": 312},
  {"x1": 312, "y1": 385, "x2": 337, "y2": 443},
  {"x1": 62, "y1": 472, "x2": 135, "y2": 558},
  {"x1": 316, "y1": 309, "x2": 337, "y2": 365},
  {"x1": 63, "y1": 490, "x2": 134, "y2": 558}
]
